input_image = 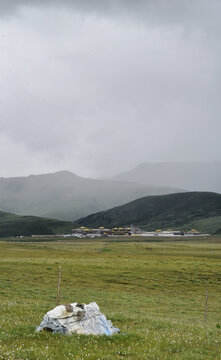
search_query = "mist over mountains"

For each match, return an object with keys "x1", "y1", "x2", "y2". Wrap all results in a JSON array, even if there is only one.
[
  {"x1": 111, "y1": 162, "x2": 221, "y2": 193},
  {"x1": 0, "y1": 170, "x2": 182, "y2": 221},
  {"x1": 0, "y1": 162, "x2": 220, "y2": 223}
]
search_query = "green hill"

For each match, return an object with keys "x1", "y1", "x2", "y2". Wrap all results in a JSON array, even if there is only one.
[
  {"x1": 73, "y1": 192, "x2": 221, "y2": 234},
  {"x1": 0, "y1": 211, "x2": 72, "y2": 237}
]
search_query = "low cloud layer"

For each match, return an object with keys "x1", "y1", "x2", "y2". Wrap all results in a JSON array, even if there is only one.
[{"x1": 0, "y1": 1, "x2": 220, "y2": 178}]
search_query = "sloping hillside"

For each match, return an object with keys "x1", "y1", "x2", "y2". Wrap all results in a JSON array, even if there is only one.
[
  {"x1": 0, "y1": 211, "x2": 72, "y2": 237},
  {"x1": 0, "y1": 171, "x2": 183, "y2": 221},
  {"x1": 73, "y1": 192, "x2": 221, "y2": 234},
  {"x1": 112, "y1": 162, "x2": 221, "y2": 193}
]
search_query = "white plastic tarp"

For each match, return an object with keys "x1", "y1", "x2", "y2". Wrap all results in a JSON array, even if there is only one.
[{"x1": 36, "y1": 302, "x2": 120, "y2": 336}]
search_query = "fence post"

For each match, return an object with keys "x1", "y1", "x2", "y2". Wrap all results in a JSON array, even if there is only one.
[
  {"x1": 57, "y1": 265, "x2": 62, "y2": 306},
  {"x1": 204, "y1": 288, "x2": 208, "y2": 322}
]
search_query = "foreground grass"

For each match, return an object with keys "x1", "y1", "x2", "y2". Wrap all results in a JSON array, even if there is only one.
[{"x1": 0, "y1": 238, "x2": 221, "y2": 359}]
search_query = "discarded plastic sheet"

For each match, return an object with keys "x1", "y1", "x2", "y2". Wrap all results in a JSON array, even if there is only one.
[{"x1": 36, "y1": 302, "x2": 120, "y2": 336}]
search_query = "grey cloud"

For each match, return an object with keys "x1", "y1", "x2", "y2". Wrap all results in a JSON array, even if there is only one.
[
  {"x1": 1, "y1": 0, "x2": 221, "y2": 28},
  {"x1": 0, "y1": 0, "x2": 220, "y2": 178}
]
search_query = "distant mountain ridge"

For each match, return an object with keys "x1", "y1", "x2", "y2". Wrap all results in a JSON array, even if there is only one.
[
  {"x1": 0, "y1": 171, "x2": 183, "y2": 221},
  {"x1": 73, "y1": 191, "x2": 221, "y2": 234},
  {"x1": 111, "y1": 162, "x2": 221, "y2": 193}
]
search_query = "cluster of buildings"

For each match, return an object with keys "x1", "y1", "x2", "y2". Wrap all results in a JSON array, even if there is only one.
[
  {"x1": 71, "y1": 225, "x2": 141, "y2": 238},
  {"x1": 140, "y1": 229, "x2": 202, "y2": 237},
  {"x1": 71, "y1": 226, "x2": 205, "y2": 238}
]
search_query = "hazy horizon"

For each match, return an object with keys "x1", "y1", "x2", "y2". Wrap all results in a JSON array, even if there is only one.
[
  {"x1": 1, "y1": 1, "x2": 221, "y2": 178},
  {"x1": 0, "y1": 160, "x2": 220, "y2": 181}
]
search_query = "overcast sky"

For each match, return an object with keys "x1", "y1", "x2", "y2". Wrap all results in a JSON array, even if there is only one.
[{"x1": 0, "y1": 0, "x2": 220, "y2": 178}]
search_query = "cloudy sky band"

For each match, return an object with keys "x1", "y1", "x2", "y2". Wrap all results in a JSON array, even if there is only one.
[{"x1": 0, "y1": 0, "x2": 220, "y2": 177}]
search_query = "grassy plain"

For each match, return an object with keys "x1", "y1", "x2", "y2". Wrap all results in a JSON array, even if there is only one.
[{"x1": 0, "y1": 237, "x2": 221, "y2": 360}]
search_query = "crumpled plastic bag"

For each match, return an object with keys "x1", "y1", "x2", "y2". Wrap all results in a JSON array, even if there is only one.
[{"x1": 36, "y1": 302, "x2": 120, "y2": 336}]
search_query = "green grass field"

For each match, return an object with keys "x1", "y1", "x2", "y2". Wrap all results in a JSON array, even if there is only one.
[{"x1": 0, "y1": 237, "x2": 221, "y2": 360}]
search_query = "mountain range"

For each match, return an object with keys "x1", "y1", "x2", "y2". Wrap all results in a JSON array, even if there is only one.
[
  {"x1": 111, "y1": 162, "x2": 221, "y2": 193},
  {"x1": 0, "y1": 170, "x2": 182, "y2": 221},
  {"x1": 0, "y1": 162, "x2": 220, "y2": 224},
  {"x1": 73, "y1": 191, "x2": 221, "y2": 234}
]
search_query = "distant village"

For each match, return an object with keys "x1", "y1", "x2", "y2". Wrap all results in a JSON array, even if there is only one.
[{"x1": 69, "y1": 225, "x2": 208, "y2": 238}]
